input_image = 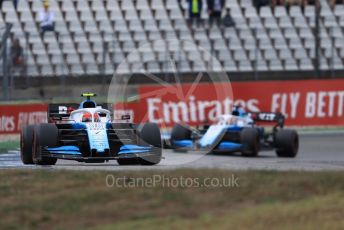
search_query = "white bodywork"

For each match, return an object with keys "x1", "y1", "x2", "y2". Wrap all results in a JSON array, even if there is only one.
[
  {"x1": 216, "y1": 114, "x2": 254, "y2": 127},
  {"x1": 69, "y1": 108, "x2": 112, "y2": 152},
  {"x1": 69, "y1": 108, "x2": 112, "y2": 123},
  {"x1": 198, "y1": 114, "x2": 254, "y2": 148}
]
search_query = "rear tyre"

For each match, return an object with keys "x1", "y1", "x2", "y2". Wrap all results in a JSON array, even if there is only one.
[
  {"x1": 170, "y1": 123, "x2": 192, "y2": 147},
  {"x1": 138, "y1": 122, "x2": 162, "y2": 165},
  {"x1": 32, "y1": 124, "x2": 58, "y2": 165},
  {"x1": 20, "y1": 125, "x2": 35, "y2": 164},
  {"x1": 275, "y1": 129, "x2": 299, "y2": 158},
  {"x1": 240, "y1": 128, "x2": 259, "y2": 157}
]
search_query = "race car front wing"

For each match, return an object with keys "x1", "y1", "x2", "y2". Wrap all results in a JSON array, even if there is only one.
[{"x1": 41, "y1": 144, "x2": 161, "y2": 161}]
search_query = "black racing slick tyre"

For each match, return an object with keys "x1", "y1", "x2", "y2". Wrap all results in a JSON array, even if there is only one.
[
  {"x1": 240, "y1": 128, "x2": 260, "y2": 157},
  {"x1": 170, "y1": 123, "x2": 192, "y2": 146},
  {"x1": 138, "y1": 122, "x2": 162, "y2": 165},
  {"x1": 32, "y1": 124, "x2": 58, "y2": 165},
  {"x1": 20, "y1": 125, "x2": 35, "y2": 164},
  {"x1": 275, "y1": 129, "x2": 299, "y2": 158},
  {"x1": 117, "y1": 123, "x2": 162, "y2": 166}
]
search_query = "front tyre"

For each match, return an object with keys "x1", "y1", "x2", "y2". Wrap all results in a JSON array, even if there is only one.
[
  {"x1": 20, "y1": 125, "x2": 35, "y2": 164},
  {"x1": 32, "y1": 124, "x2": 58, "y2": 165},
  {"x1": 138, "y1": 122, "x2": 162, "y2": 165},
  {"x1": 275, "y1": 129, "x2": 299, "y2": 158},
  {"x1": 240, "y1": 128, "x2": 260, "y2": 157},
  {"x1": 170, "y1": 123, "x2": 192, "y2": 148}
]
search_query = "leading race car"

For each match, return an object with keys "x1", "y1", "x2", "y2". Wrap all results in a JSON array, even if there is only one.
[
  {"x1": 169, "y1": 111, "x2": 299, "y2": 158},
  {"x1": 20, "y1": 93, "x2": 162, "y2": 166}
]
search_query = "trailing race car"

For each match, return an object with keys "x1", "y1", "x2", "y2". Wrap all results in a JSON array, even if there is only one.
[
  {"x1": 20, "y1": 93, "x2": 162, "y2": 165},
  {"x1": 169, "y1": 112, "x2": 299, "y2": 158}
]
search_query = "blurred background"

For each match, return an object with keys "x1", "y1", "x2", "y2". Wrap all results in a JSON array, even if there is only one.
[
  {"x1": 0, "y1": 0, "x2": 343, "y2": 101},
  {"x1": 0, "y1": 2, "x2": 344, "y2": 229}
]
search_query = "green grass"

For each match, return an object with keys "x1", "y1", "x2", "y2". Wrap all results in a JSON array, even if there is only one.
[
  {"x1": 230, "y1": 193, "x2": 344, "y2": 230},
  {"x1": 98, "y1": 194, "x2": 344, "y2": 230},
  {"x1": 0, "y1": 169, "x2": 343, "y2": 230},
  {"x1": 0, "y1": 141, "x2": 19, "y2": 152}
]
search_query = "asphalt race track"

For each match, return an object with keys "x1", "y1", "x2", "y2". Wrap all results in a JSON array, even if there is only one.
[{"x1": 1, "y1": 133, "x2": 343, "y2": 171}]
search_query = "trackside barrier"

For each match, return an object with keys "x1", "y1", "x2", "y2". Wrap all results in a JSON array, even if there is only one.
[
  {"x1": 115, "y1": 79, "x2": 344, "y2": 127},
  {"x1": 0, "y1": 104, "x2": 47, "y2": 134},
  {"x1": 1, "y1": 79, "x2": 344, "y2": 134}
]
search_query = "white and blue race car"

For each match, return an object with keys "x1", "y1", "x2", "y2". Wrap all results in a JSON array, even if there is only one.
[
  {"x1": 169, "y1": 112, "x2": 299, "y2": 158},
  {"x1": 20, "y1": 94, "x2": 162, "y2": 165}
]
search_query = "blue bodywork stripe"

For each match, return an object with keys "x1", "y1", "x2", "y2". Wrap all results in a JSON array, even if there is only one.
[
  {"x1": 118, "y1": 149, "x2": 151, "y2": 154},
  {"x1": 226, "y1": 126, "x2": 243, "y2": 131},
  {"x1": 47, "y1": 146, "x2": 80, "y2": 151},
  {"x1": 217, "y1": 142, "x2": 242, "y2": 150},
  {"x1": 46, "y1": 146, "x2": 82, "y2": 155},
  {"x1": 173, "y1": 140, "x2": 193, "y2": 148},
  {"x1": 46, "y1": 145, "x2": 153, "y2": 155},
  {"x1": 120, "y1": 145, "x2": 152, "y2": 151},
  {"x1": 50, "y1": 151, "x2": 82, "y2": 155},
  {"x1": 118, "y1": 145, "x2": 153, "y2": 154},
  {"x1": 72, "y1": 123, "x2": 86, "y2": 130}
]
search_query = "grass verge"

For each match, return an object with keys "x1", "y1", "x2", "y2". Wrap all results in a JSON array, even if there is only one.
[{"x1": 0, "y1": 169, "x2": 343, "y2": 230}]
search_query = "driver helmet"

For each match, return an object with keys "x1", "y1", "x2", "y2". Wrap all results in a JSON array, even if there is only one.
[
  {"x1": 82, "y1": 112, "x2": 92, "y2": 122},
  {"x1": 232, "y1": 103, "x2": 246, "y2": 117}
]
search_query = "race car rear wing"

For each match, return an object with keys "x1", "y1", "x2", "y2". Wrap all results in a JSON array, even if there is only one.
[
  {"x1": 48, "y1": 104, "x2": 79, "y2": 122},
  {"x1": 250, "y1": 112, "x2": 285, "y2": 128},
  {"x1": 47, "y1": 103, "x2": 113, "y2": 122}
]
